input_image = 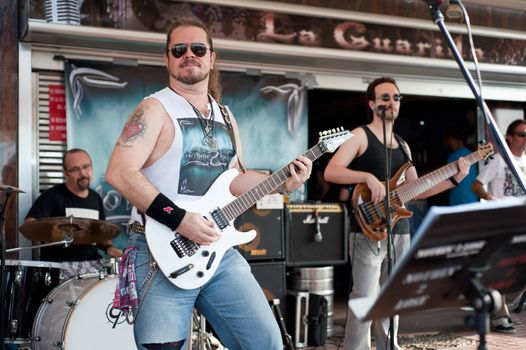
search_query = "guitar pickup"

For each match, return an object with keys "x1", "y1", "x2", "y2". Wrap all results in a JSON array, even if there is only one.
[{"x1": 211, "y1": 208, "x2": 229, "y2": 230}]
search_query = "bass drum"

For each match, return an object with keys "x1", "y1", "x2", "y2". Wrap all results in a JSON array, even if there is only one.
[{"x1": 32, "y1": 275, "x2": 137, "y2": 350}]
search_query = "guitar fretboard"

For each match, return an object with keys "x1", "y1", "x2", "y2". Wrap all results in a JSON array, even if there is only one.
[
  {"x1": 395, "y1": 151, "x2": 482, "y2": 204},
  {"x1": 221, "y1": 145, "x2": 325, "y2": 222}
]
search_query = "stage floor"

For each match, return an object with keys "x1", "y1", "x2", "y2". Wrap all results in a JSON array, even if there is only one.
[{"x1": 305, "y1": 297, "x2": 526, "y2": 350}]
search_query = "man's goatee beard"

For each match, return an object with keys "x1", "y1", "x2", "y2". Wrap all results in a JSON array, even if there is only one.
[{"x1": 174, "y1": 71, "x2": 210, "y2": 85}]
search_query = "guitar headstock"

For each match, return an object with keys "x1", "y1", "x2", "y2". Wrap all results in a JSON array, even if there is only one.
[
  {"x1": 318, "y1": 128, "x2": 352, "y2": 153},
  {"x1": 477, "y1": 143, "x2": 494, "y2": 161}
]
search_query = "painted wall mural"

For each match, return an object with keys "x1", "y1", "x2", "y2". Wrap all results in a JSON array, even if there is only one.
[{"x1": 64, "y1": 60, "x2": 308, "y2": 249}]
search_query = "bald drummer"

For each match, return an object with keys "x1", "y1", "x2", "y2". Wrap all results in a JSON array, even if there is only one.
[{"x1": 25, "y1": 148, "x2": 122, "y2": 278}]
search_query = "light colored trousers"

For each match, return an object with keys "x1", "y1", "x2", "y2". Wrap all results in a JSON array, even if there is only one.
[{"x1": 344, "y1": 232, "x2": 410, "y2": 350}]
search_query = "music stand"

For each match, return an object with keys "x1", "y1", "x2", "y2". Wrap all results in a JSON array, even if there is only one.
[{"x1": 349, "y1": 198, "x2": 526, "y2": 350}]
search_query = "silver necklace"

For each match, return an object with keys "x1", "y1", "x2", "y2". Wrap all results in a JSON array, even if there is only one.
[{"x1": 169, "y1": 87, "x2": 217, "y2": 149}]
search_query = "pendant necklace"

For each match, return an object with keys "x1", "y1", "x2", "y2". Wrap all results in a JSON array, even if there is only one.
[
  {"x1": 192, "y1": 100, "x2": 217, "y2": 149},
  {"x1": 169, "y1": 87, "x2": 217, "y2": 149}
]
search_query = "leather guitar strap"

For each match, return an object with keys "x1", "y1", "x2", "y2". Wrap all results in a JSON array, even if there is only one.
[
  {"x1": 218, "y1": 103, "x2": 246, "y2": 173},
  {"x1": 394, "y1": 133, "x2": 413, "y2": 163}
]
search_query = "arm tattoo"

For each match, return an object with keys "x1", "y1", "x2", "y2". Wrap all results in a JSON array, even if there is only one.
[{"x1": 118, "y1": 107, "x2": 148, "y2": 147}]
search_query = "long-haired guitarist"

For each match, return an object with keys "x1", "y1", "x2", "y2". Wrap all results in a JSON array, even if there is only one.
[
  {"x1": 324, "y1": 77, "x2": 469, "y2": 350},
  {"x1": 106, "y1": 17, "x2": 312, "y2": 350}
]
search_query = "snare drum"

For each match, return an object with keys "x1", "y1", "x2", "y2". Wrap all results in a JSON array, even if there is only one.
[
  {"x1": 2, "y1": 260, "x2": 62, "y2": 341},
  {"x1": 32, "y1": 275, "x2": 136, "y2": 350}
]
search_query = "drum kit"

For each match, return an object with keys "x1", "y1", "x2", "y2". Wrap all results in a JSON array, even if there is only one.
[
  {"x1": 0, "y1": 184, "x2": 135, "y2": 350},
  {"x1": 1, "y1": 184, "x2": 223, "y2": 350}
]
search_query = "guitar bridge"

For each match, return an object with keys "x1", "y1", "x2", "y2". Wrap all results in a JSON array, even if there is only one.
[
  {"x1": 359, "y1": 202, "x2": 385, "y2": 225},
  {"x1": 171, "y1": 234, "x2": 200, "y2": 258}
]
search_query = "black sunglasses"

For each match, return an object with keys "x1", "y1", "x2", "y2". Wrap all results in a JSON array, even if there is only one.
[
  {"x1": 168, "y1": 43, "x2": 211, "y2": 58},
  {"x1": 377, "y1": 93, "x2": 403, "y2": 102}
]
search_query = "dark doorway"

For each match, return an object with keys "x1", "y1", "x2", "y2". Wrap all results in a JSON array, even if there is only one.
[
  {"x1": 306, "y1": 88, "x2": 478, "y2": 299},
  {"x1": 307, "y1": 88, "x2": 478, "y2": 207}
]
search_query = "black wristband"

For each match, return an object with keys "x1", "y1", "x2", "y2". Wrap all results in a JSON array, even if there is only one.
[
  {"x1": 146, "y1": 193, "x2": 186, "y2": 231},
  {"x1": 449, "y1": 176, "x2": 459, "y2": 186}
]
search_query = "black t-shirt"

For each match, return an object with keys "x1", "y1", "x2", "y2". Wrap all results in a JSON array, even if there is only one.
[
  {"x1": 26, "y1": 183, "x2": 105, "y2": 262},
  {"x1": 348, "y1": 126, "x2": 411, "y2": 234}
]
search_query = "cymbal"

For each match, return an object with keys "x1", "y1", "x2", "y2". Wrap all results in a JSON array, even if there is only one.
[
  {"x1": 0, "y1": 183, "x2": 24, "y2": 193},
  {"x1": 20, "y1": 216, "x2": 119, "y2": 244}
]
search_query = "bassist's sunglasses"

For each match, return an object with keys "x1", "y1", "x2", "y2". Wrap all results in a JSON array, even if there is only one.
[
  {"x1": 168, "y1": 43, "x2": 212, "y2": 58},
  {"x1": 377, "y1": 93, "x2": 403, "y2": 102}
]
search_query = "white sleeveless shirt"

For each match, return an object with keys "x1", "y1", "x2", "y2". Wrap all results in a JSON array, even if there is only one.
[{"x1": 131, "y1": 87, "x2": 236, "y2": 223}]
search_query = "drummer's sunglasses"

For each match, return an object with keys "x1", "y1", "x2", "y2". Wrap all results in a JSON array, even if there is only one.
[{"x1": 168, "y1": 43, "x2": 212, "y2": 58}]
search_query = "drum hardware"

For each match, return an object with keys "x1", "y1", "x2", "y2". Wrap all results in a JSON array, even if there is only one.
[
  {"x1": 74, "y1": 270, "x2": 109, "y2": 281},
  {"x1": 1, "y1": 183, "x2": 24, "y2": 349},
  {"x1": 15, "y1": 268, "x2": 23, "y2": 284},
  {"x1": 6, "y1": 237, "x2": 74, "y2": 254},
  {"x1": 66, "y1": 299, "x2": 80, "y2": 308},
  {"x1": 45, "y1": 272, "x2": 52, "y2": 286},
  {"x1": 192, "y1": 311, "x2": 225, "y2": 350},
  {"x1": 0, "y1": 183, "x2": 24, "y2": 193},
  {"x1": 9, "y1": 320, "x2": 18, "y2": 334}
]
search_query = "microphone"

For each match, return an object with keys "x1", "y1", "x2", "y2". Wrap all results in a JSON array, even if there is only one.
[
  {"x1": 376, "y1": 104, "x2": 388, "y2": 120},
  {"x1": 422, "y1": 0, "x2": 463, "y2": 19},
  {"x1": 446, "y1": 0, "x2": 463, "y2": 19},
  {"x1": 314, "y1": 209, "x2": 323, "y2": 242},
  {"x1": 375, "y1": 104, "x2": 386, "y2": 113}
]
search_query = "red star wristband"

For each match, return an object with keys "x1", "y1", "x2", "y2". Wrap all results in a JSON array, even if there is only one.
[{"x1": 146, "y1": 193, "x2": 187, "y2": 231}]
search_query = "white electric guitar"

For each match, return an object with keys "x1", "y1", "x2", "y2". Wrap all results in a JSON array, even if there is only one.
[{"x1": 145, "y1": 129, "x2": 352, "y2": 289}]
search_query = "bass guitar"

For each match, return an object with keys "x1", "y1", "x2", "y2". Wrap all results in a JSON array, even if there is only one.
[
  {"x1": 145, "y1": 129, "x2": 352, "y2": 289},
  {"x1": 352, "y1": 143, "x2": 494, "y2": 241}
]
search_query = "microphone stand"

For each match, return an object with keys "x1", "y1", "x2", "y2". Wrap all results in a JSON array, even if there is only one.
[
  {"x1": 423, "y1": 0, "x2": 526, "y2": 193},
  {"x1": 422, "y1": 1, "x2": 526, "y2": 345},
  {"x1": 380, "y1": 106, "x2": 396, "y2": 350}
]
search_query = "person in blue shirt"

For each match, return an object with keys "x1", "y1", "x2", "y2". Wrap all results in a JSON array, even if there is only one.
[{"x1": 444, "y1": 127, "x2": 478, "y2": 205}]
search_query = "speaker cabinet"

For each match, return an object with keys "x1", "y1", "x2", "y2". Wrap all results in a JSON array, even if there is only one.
[
  {"x1": 250, "y1": 261, "x2": 287, "y2": 319},
  {"x1": 285, "y1": 203, "x2": 348, "y2": 266},
  {"x1": 234, "y1": 207, "x2": 284, "y2": 261}
]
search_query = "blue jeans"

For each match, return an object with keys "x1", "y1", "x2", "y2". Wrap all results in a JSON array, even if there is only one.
[{"x1": 129, "y1": 232, "x2": 282, "y2": 350}]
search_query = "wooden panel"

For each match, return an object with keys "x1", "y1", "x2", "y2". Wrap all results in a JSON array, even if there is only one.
[{"x1": 0, "y1": 1, "x2": 19, "y2": 255}]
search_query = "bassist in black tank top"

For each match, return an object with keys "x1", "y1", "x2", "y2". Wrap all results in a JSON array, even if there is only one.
[{"x1": 324, "y1": 77, "x2": 470, "y2": 350}]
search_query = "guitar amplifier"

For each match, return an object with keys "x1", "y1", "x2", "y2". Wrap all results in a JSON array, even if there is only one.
[
  {"x1": 285, "y1": 203, "x2": 348, "y2": 266},
  {"x1": 250, "y1": 261, "x2": 287, "y2": 320},
  {"x1": 234, "y1": 207, "x2": 284, "y2": 261}
]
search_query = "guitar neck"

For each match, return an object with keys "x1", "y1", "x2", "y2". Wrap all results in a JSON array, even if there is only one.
[
  {"x1": 395, "y1": 151, "x2": 481, "y2": 204},
  {"x1": 221, "y1": 144, "x2": 325, "y2": 221}
]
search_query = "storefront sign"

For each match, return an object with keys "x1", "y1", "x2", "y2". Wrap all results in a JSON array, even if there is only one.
[
  {"x1": 49, "y1": 84, "x2": 67, "y2": 142},
  {"x1": 28, "y1": 0, "x2": 526, "y2": 67}
]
